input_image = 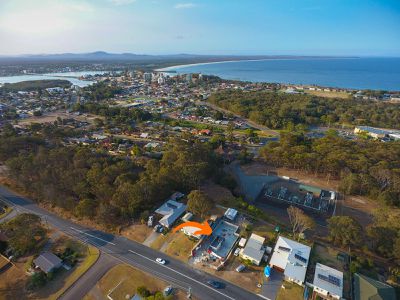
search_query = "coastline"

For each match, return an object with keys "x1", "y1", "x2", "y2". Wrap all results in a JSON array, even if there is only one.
[
  {"x1": 154, "y1": 56, "x2": 359, "y2": 72},
  {"x1": 155, "y1": 58, "x2": 272, "y2": 72}
]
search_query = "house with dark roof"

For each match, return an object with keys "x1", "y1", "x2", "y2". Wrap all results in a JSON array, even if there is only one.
[
  {"x1": 33, "y1": 252, "x2": 62, "y2": 274},
  {"x1": 353, "y1": 273, "x2": 396, "y2": 300}
]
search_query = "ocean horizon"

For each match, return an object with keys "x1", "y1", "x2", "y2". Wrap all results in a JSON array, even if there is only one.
[{"x1": 161, "y1": 57, "x2": 400, "y2": 91}]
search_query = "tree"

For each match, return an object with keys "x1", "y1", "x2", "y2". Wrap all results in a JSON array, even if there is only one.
[
  {"x1": 214, "y1": 111, "x2": 223, "y2": 120},
  {"x1": 75, "y1": 199, "x2": 97, "y2": 218},
  {"x1": 393, "y1": 237, "x2": 400, "y2": 260},
  {"x1": 27, "y1": 272, "x2": 47, "y2": 290},
  {"x1": 1, "y1": 213, "x2": 47, "y2": 257},
  {"x1": 327, "y1": 216, "x2": 362, "y2": 247},
  {"x1": 137, "y1": 286, "x2": 150, "y2": 297},
  {"x1": 187, "y1": 190, "x2": 213, "y2": 219},
  {"x1": 287, "y1": 206, "x2": 315, "y2": 240}
]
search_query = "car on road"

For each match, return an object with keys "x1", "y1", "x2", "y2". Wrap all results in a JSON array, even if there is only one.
[
  {"x1": 163, "y1": 286, "x2": 173, "y2": 296},
  {"x1": 235, "y1": 264, "x2": 245, "y2": 272},
  {"x1": 206, "y1": 280, "x2": 224, "y2": 289},
  {"x1": 156, "y1": 258, "x2": 166, "y2": 264},
  {"x1": 233, "y1": 247, "x2": 240, "y2": 256}
]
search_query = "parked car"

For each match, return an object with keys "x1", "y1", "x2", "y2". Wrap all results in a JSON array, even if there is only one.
[
  {"x1": 163, "y1": 286, "x2": 173, "y2": 296},
  {"x1": 154, "y1": 224, "x2": 163, "y2": 232},
  {"x1": 156, "y1": 258, "x2": 166, "y2": 265},
  {"x1": 234, "y1": 247, "x2": 240, "y2": 256},
  {"x1": 235, "y1": 264, "x2": 245, "y2": 272},
  {"x1": 206, "y1": 280, "x2": 224, "y2": 289}
]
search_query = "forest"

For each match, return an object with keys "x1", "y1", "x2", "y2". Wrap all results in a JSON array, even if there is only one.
[
  {"x1": 260, "y1": 132, "x2": 400, "y2": 207},
  {"x1": 0, "y1": 128, "x2": 216, "y2": 227},
  {"x1": 208, "y1": 90, "x2": 400, "y2": 129},
  {"x1": 0, "y1": 80, "x2": 72, "y2": 92}
]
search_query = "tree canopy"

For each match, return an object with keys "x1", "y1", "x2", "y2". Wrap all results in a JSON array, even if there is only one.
[
  {"x1": 209, "y1": 90, "x2": 400, "y2": 129},
  {"x1": 0, "y1": 213, "x2": 47, "y2": 257}
]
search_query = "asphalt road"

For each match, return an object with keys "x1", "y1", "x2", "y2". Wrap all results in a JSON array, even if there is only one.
[
  {"x1": 59, "y1": 252, "x2": 118, "y2": 300},
  {"x1": 0, "y1": 185, "x2": 261, "y2": 300}
]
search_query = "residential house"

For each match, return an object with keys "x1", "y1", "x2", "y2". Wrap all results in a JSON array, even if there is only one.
[
  {"x1": 240, "y1": 233, "x2": 265, "y2": 265},
  {"x1": 33, "y1": 252, "x2": 62, "y2": 274},
  {"x1": 155, "y1": 199, "x2": 187, "y2": 228},
  {"x1": 353, "y1": 273, "x2": 396, "y2": 300},
  {"x1": 269, "y1": 236, "x2": 311, "y2": 286},
  {"x1": 312, "y1": 263, "x2": 343, "y2": 300}
]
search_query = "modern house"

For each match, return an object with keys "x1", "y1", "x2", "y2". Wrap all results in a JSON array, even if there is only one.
[
  {"x1": 207, "y1": 220, "x2": 239, "y2": 261},
  {"x1": 312, "y1": 263, "x2": 343, "y2": 300},
  {"x1": 353, "y1": 273, "x2": 396, "y2": 300},
  {"x1": 240, "y1": 233, "x2": 265, "y2": 265},
  {"x1": 269, "y1": 236, "x2": 311, "y2": 286},
  {"x1": 33, "y1": 252, "x2": 62, "y2": 274},
  {"x1": 155, "y1": 199, "x2": 187, "y2": 228}
]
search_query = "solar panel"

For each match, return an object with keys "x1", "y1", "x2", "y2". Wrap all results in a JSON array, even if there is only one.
[
  {"x1": 278, "y1": 246, "x2": 291, "y2": 252},
  {"x1": 294, "y1": 253, "x2": 308, "y2": 264},
  {"x1": 328, "y1": 275, "x2": 341, "y2": 286},
  {"x1": 318, "y1": 274, "x2": 341, "y2": 287}
]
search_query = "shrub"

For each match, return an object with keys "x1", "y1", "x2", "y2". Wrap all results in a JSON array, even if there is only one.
[{"x1": 137, "y1": 286, "x2": 150, "y2": 297}]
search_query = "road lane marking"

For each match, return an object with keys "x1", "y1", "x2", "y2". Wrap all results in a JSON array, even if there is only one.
[
  {"x1": 128, "y1": 249, "x2": 235, "y2": 300},
  {"x1": 70, "y1": 227, "x2": 116, "y2": 245}
]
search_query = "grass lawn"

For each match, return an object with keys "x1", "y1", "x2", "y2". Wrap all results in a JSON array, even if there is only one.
[
  {"x1": 34, "y1": 239, "x2": 99, "y2": 300},
  {"x1": 253, "y1": 224, "x2": 278, "y2": 246},
  {"x1": 96, "y1": 264, "x2": 188, "y2": 300},
  {"x1": 121, "y1": 223, "x2": 153, "y2": 243},
  {"x1": 276, "y1": 281, "x2": 304, "y2": 300},
  {"x1": 0, "y1": 259, "x2": 28, "y2": 300},
  {"x1": 150, "y1": 233, "x2": 172, "y2": 250},
  {"x1": 164, "y1": 232, "x2": 196, "y2": 262}
]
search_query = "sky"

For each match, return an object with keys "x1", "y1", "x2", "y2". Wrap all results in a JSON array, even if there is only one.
[{"x1": 0, "y1": 0, "x2": 399, "y2": 56}]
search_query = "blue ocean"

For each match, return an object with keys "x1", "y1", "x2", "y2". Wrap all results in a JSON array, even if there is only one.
[{"x1": 166, "y1": 57, "x2": 400, "y2": 91}]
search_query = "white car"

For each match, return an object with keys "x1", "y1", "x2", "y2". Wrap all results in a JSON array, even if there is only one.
[
  {"x1": 156, "y1": 258, "x2": 166, "y2": 265},
  {"x1": 234, "y1": 248, "x2": 240, "y2": 256}
]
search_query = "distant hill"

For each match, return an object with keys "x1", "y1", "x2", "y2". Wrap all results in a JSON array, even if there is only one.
[
  {"x1": 0, "y1": 80, "x2": 72, "y2": 92},
  {"x1": 0, "y1": 52, "x2": 348, "y2": 63}
]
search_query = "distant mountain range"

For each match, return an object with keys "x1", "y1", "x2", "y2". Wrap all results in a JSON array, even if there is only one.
[{"x1": 0, "y1": 51, "x2": 352, "y2": 63}]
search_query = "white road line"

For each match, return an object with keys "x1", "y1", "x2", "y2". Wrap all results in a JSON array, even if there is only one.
[
  {"x1": 69, "y1": 227, "x2": 116, "y2": 246},
  {"x1": 128, "y1": 249, "x2": 235, "y2": 300},
  {"x1": 114, "y1": 254, "x2": 189, "y2": 291}
]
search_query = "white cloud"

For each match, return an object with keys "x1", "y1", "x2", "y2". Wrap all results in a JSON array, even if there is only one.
[
  {"x1": 109, "y1": 0, "x2": 136, "y2": 5},
  {"x1": 174, "y1": 3, "x2": 197, "y2": 9}
]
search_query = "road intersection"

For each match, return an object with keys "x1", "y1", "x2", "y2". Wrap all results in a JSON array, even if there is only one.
[{"x1": 0, "y1": 185, "x2": 260, "y2": 300}]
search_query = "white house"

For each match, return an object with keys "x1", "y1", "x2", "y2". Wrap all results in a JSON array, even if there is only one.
[
  {"x1": 224, "y1": 208, "x2": 238, "y2": 221},
  {"x1": 312, "y1": 263, "x2": 343, "y2": 300},
  {"x1": 269, "y1": 236, "x2": 311, "y2": 286},
  {"x1": 240, "y1": 233, "x2": 265, "y2": 265},
  {"x1": 155, "y1": 199, "x2": 186, "y2": 228}
]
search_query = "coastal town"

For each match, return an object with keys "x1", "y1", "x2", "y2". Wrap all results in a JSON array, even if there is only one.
[{"x1": 0, "y1": 62, "x2": 399, "y2": 300}]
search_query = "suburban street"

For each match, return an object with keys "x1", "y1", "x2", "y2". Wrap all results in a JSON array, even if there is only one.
[{"x1": 0, "y1": 185, "x2": 261, "y2": 300}]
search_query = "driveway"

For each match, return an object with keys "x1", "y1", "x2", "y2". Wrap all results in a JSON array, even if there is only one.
[
  {"x1": 142, "y1": 230, "x2": 160, "y2": 246},
  {"x1": 59, "y1": 251, "x2": 118, "y2": 300},
  {"x1": 261, "y1": 269, "x2": 284, "y2": 300}
]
